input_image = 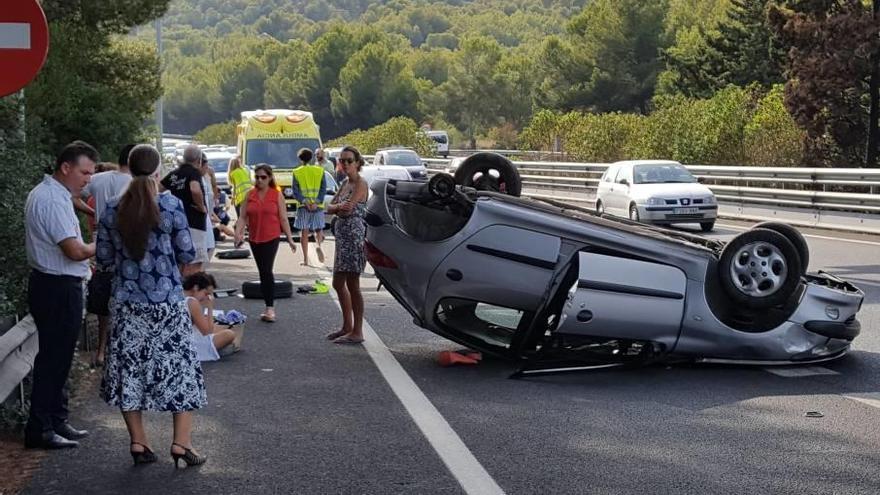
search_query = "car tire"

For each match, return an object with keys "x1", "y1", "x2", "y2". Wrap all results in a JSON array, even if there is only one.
[
  {"x1": 216, "y1": 248, "x2": 250, "y2": 259},
  {"x1": 718, "y1": 228, "x2": 803, "y2": 310},
  {"x1": 242, "y1": 280, "x2": 294, "y2": 300},
  {"x1": 752, "y1": 221, "x2": 809, "y2": 272},
  {"x1": 700, "y1": 221, "x2": 715, "y2": 233},
  {"x1": 596, "y1": 200, "x2": 605, "y2": 215},
  {"x1": 428, "y1": 173, "x2": 457, "y2": 199},
  {"x1": 629, "y1": 203, "x2": 640, "y2": 222},
  {"x1": 453, "y1": 152, "x2": 521, "y2": 197}
]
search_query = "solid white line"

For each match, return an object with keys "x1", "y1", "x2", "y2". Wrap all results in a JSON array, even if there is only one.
[
  {"x1": 843, "y1": 393, "x2": 880, "y2": 410},
  {"x1": 0, "y1": 23, "x2": 30, "y2": 50},
  {"x1": 763, "y1": 366, "x2": 840, "y2": 378},
  {"x1": 716, "y1": 223, "x2": 880, "y2": 247},
  {"x1": 317, "y1": 265, "x2": 505, "y2": 495}
]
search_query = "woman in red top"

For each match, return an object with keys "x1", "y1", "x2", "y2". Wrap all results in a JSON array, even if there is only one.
[{"x1": 234, "y1": 164, "x2": 297, "y2": 322}]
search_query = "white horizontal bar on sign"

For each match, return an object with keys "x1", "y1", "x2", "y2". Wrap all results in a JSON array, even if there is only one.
[{"x1": 0, "y1": 23, "x2": 30, "y2": 50}]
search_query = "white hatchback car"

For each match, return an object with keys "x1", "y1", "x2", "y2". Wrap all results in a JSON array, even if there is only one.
[{"x1": 595, "y1": 160, "x2": 718, "y2": 232}]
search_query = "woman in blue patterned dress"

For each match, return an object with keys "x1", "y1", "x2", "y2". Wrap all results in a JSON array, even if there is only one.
[
  {"x1": 325, "y1": 146, "x2": 369, "y2": 344},
  {"x1": 97, "y1": 144, "x2": 207, "y2": 468}
]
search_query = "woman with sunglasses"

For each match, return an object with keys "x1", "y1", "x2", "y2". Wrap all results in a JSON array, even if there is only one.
[
  {"x1": 234, "y1": 164, "x2": 297, "y2": 322},
  {"x1": 325, "y1": 146, "x2": 369, "y2": 344}
]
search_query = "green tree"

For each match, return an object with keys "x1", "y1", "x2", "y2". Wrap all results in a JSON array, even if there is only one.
[
  {"x1": 330, "y1": 42, "x2": 421, "y2": 134},
  {"x1": 565, "y1": 0, "x2": 671, "y2": 113},
  {"x1": 434, "y1": 36, "x2": 509, "y2": 146},
  {"x1": 217, "y1": 58, "x2": 267, "y2": 121}
]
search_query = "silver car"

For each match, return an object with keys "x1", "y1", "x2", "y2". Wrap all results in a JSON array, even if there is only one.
[
  {"x1": 204, "y1": 150, "x2": 236, "y2": 192},
  {"x1": 364, "y1": 154, "x2": 863, "y2": 374},
  {"x1": 596, "y1": 160, "x2": 718, "y2": 232}
]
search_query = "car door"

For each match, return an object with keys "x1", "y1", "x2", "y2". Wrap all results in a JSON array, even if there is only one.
[
  {"x1": 595, "y1": 164, "x2": 618, "y2": 213},
  {"x1": 425, "y1": 225, "x2": 562, "y2": 353},
  {"x1": 611, "y1": 165, "x2": 633, "y2": 215},
  {"x1": 555, "y1": 252, "x2": 687, "y2": 350}
]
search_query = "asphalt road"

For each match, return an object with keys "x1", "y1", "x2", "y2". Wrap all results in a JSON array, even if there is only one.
[{"x1": 24, "y1": 220, "x2": 880, "y2": 495}]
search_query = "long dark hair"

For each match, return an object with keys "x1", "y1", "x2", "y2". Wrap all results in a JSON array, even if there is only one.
[
  {"x1": 253, "y1": 163, "x2": 276, "y2": 189},
  {"x1": 117, "y1": 145, "x2": 161, "y2": 261}
]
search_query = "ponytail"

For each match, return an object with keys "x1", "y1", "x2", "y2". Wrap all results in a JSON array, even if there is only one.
[{"x1": 117, "y1": 176, "x2": 160, "y2": 261}]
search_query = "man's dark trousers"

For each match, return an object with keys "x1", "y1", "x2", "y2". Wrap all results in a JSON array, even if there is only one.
[{"x1": 25, "y1": 270, "x2": 84, "y2": 437}]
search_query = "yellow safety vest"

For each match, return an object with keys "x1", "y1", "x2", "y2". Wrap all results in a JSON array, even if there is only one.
[
  {"x1": 292, "y1": 165, "x2": 325, "y2": 209},
  {"x1": 230, "y1": 167, "x2": 253, "y2": 206}
]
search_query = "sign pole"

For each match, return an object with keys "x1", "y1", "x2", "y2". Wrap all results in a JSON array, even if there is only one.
[{"x1": 155, "y1": 17, "x2": 163, "y2": 150}]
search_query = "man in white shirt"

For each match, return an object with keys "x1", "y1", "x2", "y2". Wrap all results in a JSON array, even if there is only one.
[
  {"x1": 72, "y1": 144, "x2": 134, "y2": 368},
  {"x1": 24, "y1": 141, "x2": 97, "y2": 450}
]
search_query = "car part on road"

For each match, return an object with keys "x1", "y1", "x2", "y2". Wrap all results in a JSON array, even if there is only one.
[
  {"x1": 752, "y1": 221, "x2": 810, "y2": 272},
  {"x1": 718, "y1": 228, "x2": 803, "y2": 309},
  {"x1": 242, "y1": 280, "x2": 293, "y2": 299},
  {"x1": 216, "y1": 248, "x2": 251, "y2": 259},
  {"x1": 453, "y1": 152, "x2": 521, "y2": 196}
]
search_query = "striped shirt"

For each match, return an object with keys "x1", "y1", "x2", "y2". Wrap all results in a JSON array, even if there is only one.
[{"x1": 25, "y1": 175, "x2": 90, "y2": 278}]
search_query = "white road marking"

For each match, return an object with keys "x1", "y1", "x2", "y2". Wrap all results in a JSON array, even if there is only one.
[
  {"x1": 716, "y1": 223, "x2": 880, "y2": 247},
  {"x1": 763, "y1": 366, "x2": 840, "y2": 378},
  {"x1": 0, "y1": 23, "x2": 30, "y2": 50},
  {"x1": 843, "y1": 393, "x2": 880, "y2": 410},
  {"x1": 316, "y1": 264, "x2": 505, "y2": 495}
]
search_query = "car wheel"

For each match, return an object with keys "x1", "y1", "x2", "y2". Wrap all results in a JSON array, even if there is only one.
[
  {"x1": 629, "y1": 203, "x2": 640, "y2": 222},
  {"x1": 718, "y1": 228, "x2": 803, "y2": 309},
  {"x1": 700, "y1": 221, "x2": 715, "y2": 233},
  {"x1": 242, "y1": 280, "x2": 294, "y2": 300},
  {"x1": 428, "y1": 173, "x2": 457, "y2": 199},
  {"x1": 752, "y1": 221, "x2": 809, "y2": 272},
  {"x1": 596, "y1": 200, "x2": 605, "y2": 215},
  {"x1": 453, "y1": 152, "x2": 521, "y2": 197},
  {"x1": 216, "y1": 248, "x2": 250, "y2": 260}
]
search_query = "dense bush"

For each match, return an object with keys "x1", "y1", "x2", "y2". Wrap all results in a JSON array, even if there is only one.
[
  {"x1": 326, "y1": 117, "x2": 433, "y2": 156},
  {"x1": 0, "y1": 96, "x2": 50, "y2": 317},
  {"x1": 194, "y1": 120, "x2": 238, "y2": 145},
  {"x1": 520, "y1": 85, "x2": 805, "y2": 166}
]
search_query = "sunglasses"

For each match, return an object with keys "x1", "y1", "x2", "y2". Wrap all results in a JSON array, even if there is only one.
[
  {"x1": 339, "y1": 158, "x2": 357, "y2": 165},
  {"x1": 255, "y1": 175, "x2": 269, "y2": 180}
]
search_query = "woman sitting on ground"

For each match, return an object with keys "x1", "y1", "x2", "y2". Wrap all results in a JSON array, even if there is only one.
[{"x1": 183, "y1": 272, "x2": 236, "y2": 361}]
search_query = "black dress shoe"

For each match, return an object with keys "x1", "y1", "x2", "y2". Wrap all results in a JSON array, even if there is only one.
[
  {"x1": 25, "y1": 432, "x2": 79, "y2": 449},
  {"x1": 54, "y1": 422, "x2": 89, "y2": 440}
]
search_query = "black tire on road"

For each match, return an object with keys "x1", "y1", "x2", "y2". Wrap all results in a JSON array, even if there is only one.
[
  {"x1": 700, "y1": 221, "x2": 715, "y2": 233},
  {"x1": 752, "y1": 221, "x2": 809, "y2": 272},
  {"x1": 453, "y1": 152, "x2": 521, "y2": 197},
  {"x1": 596, "y1": 200, "x2": 604, "y2": 215},
  {"x1": 216, "y1": 248, "x2": 250, "y2": 260},
  {"x1": 242, "y1": 280, "x2": 294, "y2": 300},
  {"x1": 718, "y1": 228, "x2": 803, "y2": 310}
]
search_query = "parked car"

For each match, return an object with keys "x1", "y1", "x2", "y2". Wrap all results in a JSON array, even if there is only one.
[
  {"x1": 373, "y1": 147, "x2": 428, "y2": 180},
  {"x1": 204, "y1": 150, "x2": 236, "y2": 192},
  {"x1": 595, "y1": 160, "x2": 718, "y2": 232},
  {"x1": 363, "y1": 153, "x2": 863, "y2": 374}
]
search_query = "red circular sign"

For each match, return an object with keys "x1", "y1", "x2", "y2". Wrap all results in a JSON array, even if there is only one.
[{"x1": 0, "y1": 0, "x2": 49, "y2": 97}]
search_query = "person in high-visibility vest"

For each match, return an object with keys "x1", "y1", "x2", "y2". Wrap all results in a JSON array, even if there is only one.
[
  {"x1": 228, "y1": 155, "x2": 253, "y2": 219},
  {"x1": 291, "y1": 148, "x2": 327, "y2": 266}
]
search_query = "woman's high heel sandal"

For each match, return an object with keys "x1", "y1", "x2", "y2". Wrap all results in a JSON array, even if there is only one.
[
  {"x1": 170, "y1": 442, "x2": 207, "y2": 468},
  {"x1": 130, "y1": 442, "x2": 157, "y2": 465}
]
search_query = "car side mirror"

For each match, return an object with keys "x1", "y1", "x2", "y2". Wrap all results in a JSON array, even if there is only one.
[
  {"x1": 696, "y1": 176, "x2": 705, "y2": 184},
  {"x1": 619, "y1": 179, "x2": 629, "y2": 186}
]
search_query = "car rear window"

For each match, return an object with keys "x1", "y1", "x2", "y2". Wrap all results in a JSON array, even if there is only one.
[{"x1": 385, "y1": 151, "x2": 421, "y2": 166}]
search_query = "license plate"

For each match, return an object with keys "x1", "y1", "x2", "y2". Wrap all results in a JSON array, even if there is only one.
[{"x1": 674, "y1": 207, "x2": 699, "y2": 214}]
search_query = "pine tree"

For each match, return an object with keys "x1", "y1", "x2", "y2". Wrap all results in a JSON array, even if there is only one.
[{"x1": 706, "y1": 0, "x2": 785, "y2": 89}]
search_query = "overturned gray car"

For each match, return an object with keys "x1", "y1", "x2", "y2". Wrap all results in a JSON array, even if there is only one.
[{"x1": 363, "y1": 153, "x2": 864, "y2": 375}]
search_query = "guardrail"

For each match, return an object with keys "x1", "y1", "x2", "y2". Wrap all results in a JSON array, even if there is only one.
[
  {"x1": 422, "y1": 157, "x2": 880, "y2": 234},
  {"x1": 0, "y1": 315, "x2": 38, "y2": 404}
]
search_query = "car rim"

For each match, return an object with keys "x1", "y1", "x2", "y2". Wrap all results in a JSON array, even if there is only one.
[{"x1": 729, "y1": 241, "x2": 787, "y2": 298}]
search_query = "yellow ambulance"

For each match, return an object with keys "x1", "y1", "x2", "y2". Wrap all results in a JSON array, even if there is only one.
[{"x1": 236, "y1": 109, "x2": 323, "y2": 220}]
